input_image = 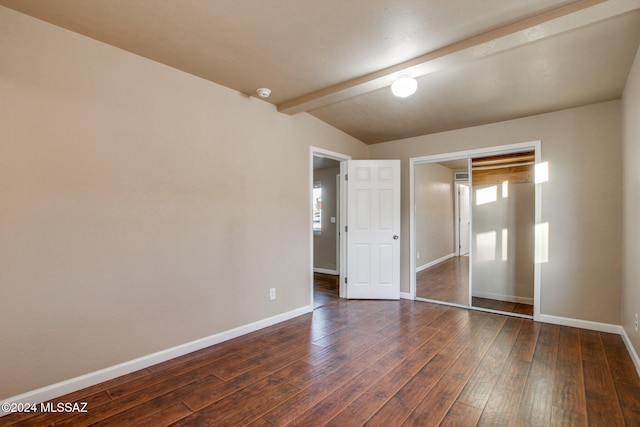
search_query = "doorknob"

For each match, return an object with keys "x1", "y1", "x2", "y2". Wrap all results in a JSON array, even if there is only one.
[{"x1": 393, "y1": 235, "x2": 399, "y2": 240}]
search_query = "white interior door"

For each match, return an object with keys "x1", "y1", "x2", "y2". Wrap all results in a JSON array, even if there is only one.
[
  {"x1": 458, "y1": 183, "x2": 470, "y2": 256},
  {"x1": 346, "y1": 160, "x2": 400, "y2": 300}
]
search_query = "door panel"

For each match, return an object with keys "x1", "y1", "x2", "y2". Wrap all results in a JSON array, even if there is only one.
[{"x1": 346, "y1": 160, "x2": 400, "y2": 300}]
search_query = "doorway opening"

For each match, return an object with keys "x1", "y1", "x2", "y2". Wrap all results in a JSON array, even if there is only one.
[{"x1": 310, "y1": 147, "x2": 350, "y2": 309}]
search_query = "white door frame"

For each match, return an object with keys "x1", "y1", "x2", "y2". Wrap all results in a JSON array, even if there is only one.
[
  {"x1": 310, "y1": 147, "x2": 351, "y2": 308},
  {"x1": 336, "y1": 173, "x2": 341, "y2": 276},
  {"x1": 409, "y1": 141, "x2": 542, "y2": 320}
]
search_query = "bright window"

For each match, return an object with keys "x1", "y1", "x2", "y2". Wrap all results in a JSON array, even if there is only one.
[{"x1": 313, "y1": 182, "x2": 322, "y2": 231}]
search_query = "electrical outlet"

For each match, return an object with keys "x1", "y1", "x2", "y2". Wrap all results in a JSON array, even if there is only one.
[
  {"x1": 416, "y1": 252, "x2": 420, "y2": 260},
  {"x1": 269, "y1": 288, "x2": 276, "y2": 301},
  {"x1": 635, "y1": 313, "x2": 638, "y2": 332}
]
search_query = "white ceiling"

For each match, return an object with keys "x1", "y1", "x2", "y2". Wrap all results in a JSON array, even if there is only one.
[{"x1": 2, "y1": 0, "x2": 639, "y2": 144}]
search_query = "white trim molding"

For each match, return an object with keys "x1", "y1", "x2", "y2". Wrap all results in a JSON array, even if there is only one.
[
  {"x1": 537, "y1": 313, "x2": 623, "y2": 334},
  {"x1": 539, "y1": 314, "x2": 640, "y2": 378},
  {"x1": 1, "y1": 305, "x2": 312, "y2": 416},
  {"x1": 621, "y1": 328, "x2": 640, "y2": 378}
]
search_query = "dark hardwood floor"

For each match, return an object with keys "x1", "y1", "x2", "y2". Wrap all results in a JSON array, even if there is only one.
[
  {"x1": 2, "y1": 282, "x2": 639, "y2": 426},
  {"x1": 417, "y1": 256, "x2": 533, "y2": 316},
  {"x1": 313, "y1": 273, "x2": 339, "y2": 309},
  {"x1": 472, "y1": 297, "x2": 534, "y2": 316},
  {"x1": 416, "y1": 256, "x2": 469, "y2": 305}
]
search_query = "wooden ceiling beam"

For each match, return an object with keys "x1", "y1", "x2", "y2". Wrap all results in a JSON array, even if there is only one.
[
  {"x1": 472, "y1": 152, "x2": 535, "y2": 168},
  {"x1": 278, "y1": 0, "x2": 638, "y2": 115}
]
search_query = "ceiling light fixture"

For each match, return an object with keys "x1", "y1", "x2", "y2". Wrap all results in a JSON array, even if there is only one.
[{"x1": 391, "y1": 73, "x2": 417, "y2": 98}]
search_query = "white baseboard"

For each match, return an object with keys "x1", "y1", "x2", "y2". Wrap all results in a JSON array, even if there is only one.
[
  {"x1": 313, "y1": 268, "x2": 338, "y2": 275},
  {"x1": 416, "y1": 253, "x2": 455, "y2": 272},
  {"x1": 1, "y1": 305, "x2": 312, "y2": 416},
  {"x1": 472, "y1": 291, "x2": 533, "y2": 305},
  {"x1": 400, "y1": 292, "x2": 413, "y2": 300},
  {"x1": 620, "y1": 328, "x2": 640, "y2": 378},
  {"x1": 537, "y1": 313, "x2": 623, "y2": 334},
  {"x1": 539, "y1": 313, "x2": 640, "y2": 377}
]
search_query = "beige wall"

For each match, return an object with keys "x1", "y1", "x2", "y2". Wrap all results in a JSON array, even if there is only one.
[
  {"x1": 313, "y1": 166, "x2": 340, "y2": 272},
  {"x1": 622, "y1": 45, "x2": 640, "y2": 356},
  {"x1": 414, "y1": 163, "x2": 454, "y2": 267},
  {"x1": 0, "y1": 7, "x2": 368, "y2": 399},
  {"x1": 370, "y1": 100, "x2": 622, "y2": 325}
]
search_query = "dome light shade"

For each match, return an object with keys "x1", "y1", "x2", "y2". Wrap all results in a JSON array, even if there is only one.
[{"x1": 391, "y1": 73, "x2": 418, "y2": 98}]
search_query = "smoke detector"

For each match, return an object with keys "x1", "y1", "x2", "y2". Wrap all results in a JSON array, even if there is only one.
[{"x1": 256, "y1": 88, "x2": 271, "y2": 98}]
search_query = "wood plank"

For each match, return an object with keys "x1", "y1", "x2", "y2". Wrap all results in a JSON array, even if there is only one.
[
  {"x1": 456, "y1": 317, "x2": 525, "y2": 409},
  {"x1": 327, "y1": 309, "x2": 474, "y2": 426},
  {"x1": 579, "y1": 329, "x2": 607, "y2": 363},
  {"x1": 401, "y1": 373, "x2": 468, "y2": 426},
  {"x1": 364, "y1": 311, "x2": 493, "y2": 425},
  {"x1": 614, "y1": 381, "x2": 640, "y2": 426},
  {"x1": 476, "y1": 357, "x2": 529, "y2": 426},
  {"x1": 245, "y1": 417, "x2": 275, "y2": 427},
  {"x1": 515, "y1": 322, "x2": 559, "y2": 426},
  {"x1": 601, "y1": 332, "x2": 640, "y2": 386},
  {"x1": 53, "y1": 371, "x2": 222, "y2": 427},
  {"x1": 290, "y1": 368, "x2": 383, "y2": 426},
  {"x1": 583, "y1": 359, "x2": 625, "y2": 426},
  {"x1": 366, "y1": 354, "x2": 460, "y2": 426},
  {"x1": 550, "y1": 326, "x2": 587, "y2": 427},
  {"x1": 134, "y1": 403, "x2": 192, "y2": 427},
  {"x1": 473, "y1": 319, "x2": 538, "y2": 426},
  {"x1": 439, "y1": 401, "x2": 483, "y2": 427},
  {"x1": 170, "y1": 376, "x2": 300, "y2": 426},
  {"x1": 262, "y1": 348, "x2": 384, "y2": 425},
  {"x1": 97, "y1": 378, "x2": 222, "y2": 426},
  {"x1": 6, "y1": 390, "x2": 112, "y2": 427},
  {"x1": 181, "y1": 343, "x2": 318, "y2": 411}
]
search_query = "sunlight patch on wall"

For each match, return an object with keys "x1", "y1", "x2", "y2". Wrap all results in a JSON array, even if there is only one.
[
  {"x1": 535, "y1": 162, "x2": 549, "y2": 184},
  {"x1": 535, "y1": 222, "x2": 549, "y2": 263},
  {"x1": 476, "y1": 185, "x2": 497, "y2": 205}
]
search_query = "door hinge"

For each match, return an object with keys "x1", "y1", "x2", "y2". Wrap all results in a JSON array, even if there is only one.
[
  {"x1": 345, "y1": 174, "x2": 348, "y2": 181},
  {"x1": 345, "y1": 225, "x2": 348, "y2": 232},
  {"x1": 345, "y1": 277, "x2": 348, "y2": 284}
]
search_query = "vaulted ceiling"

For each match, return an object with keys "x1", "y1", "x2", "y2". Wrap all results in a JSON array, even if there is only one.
[{"x1": 2, "y1": 0, "x2": 639, "y2": 144}]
